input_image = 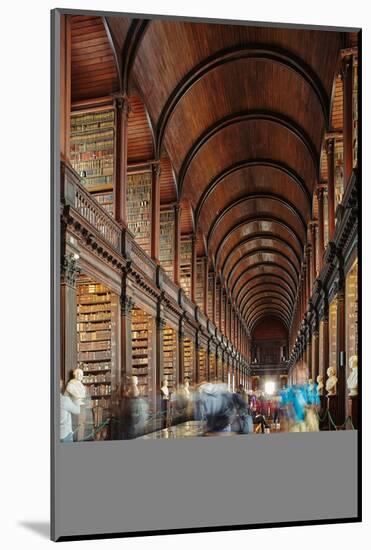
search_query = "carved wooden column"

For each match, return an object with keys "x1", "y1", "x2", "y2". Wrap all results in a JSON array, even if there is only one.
[
  {"x1": 151, "y1": 163, "x2": 161, "y2": 264},
  {"x1": 195, "y1": 332, "x2": 200, "y2": 383},
  {"x1": 341, "y1": 54, "x2": 354, "y2": 189},
  {"x1": 120, "y1": 292, "x2": 134, "y2": 391},
  {"x1": 173, "y1": 204, "x2": 181, "y2": 285},
  {"x1": 310, "y1": 222, "x2": 317, "y2": 282},
  {"x1": 203, "y1": 257, "x2": 209, "y2": 316},
  {"x1": 336, "y1": 286, "x2": 346, "y2": 426},
  {"x1": 191, "y1": 234, "x2": 197, "y2": 302},
  {"x1": 325, "y1": 138, "x2": 335, "y2": 241},
  {"x1": 155, "y1": 312, "x2": 166, "y2": 392},
  {"x1": 312, "y1": 328, "x2": 319, "y2": 382},
  {"x1": 60, "y1": 253, "x2": 79, "y2": 384},
  {"x1": 59, "y1": 14, "x2": 71, "y2": 163},
  {"x1": 114, "y1": 95, "x2": 130, "y2": 226},
  {"x1": 317, "y1": 186, "x2": 325, "y2": 270},
  {"x1": 178, "y1": 316, "x2": 185, "y2": 385},
  {"x1": 212, "y1": 271, "x2": 217, "y2": 324},
  {"x1": 306, "y1": 247, "x2": 312, "y2": 301},
  {"x1": 218, "y1": 280, "x2": 223, "y2": 330}
]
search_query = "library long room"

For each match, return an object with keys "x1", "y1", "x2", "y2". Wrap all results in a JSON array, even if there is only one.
[{"x1": 59, "y1": 15, "x2": 359, "y2": 441}]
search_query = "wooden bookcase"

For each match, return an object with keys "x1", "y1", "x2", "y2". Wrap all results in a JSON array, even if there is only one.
[
  {"x1": 77, "y1": 281, "x2": 114, "y2": 411},
  {"x1": 180, "y1": 238, "x2": 192, "y2": 298},
  {"x1": 198, "y1": 347, "x2": 207, "y2": 383},
  {"x1": 159, "y1": 209, "x2": 175, "y2": 280},
  {"x1": 183, "y1": 338, "x2": 195, "y2": 384},
  {"x1": 208, "y1": 275, "x2": 213, "y2": 319},
  {"x1": 345, "y1": 259, "x2": 358, "y2": 362},
  {"x1": 127, "y1": 171, "x2": 152, "y2": 255},
  {"x1": 329, "y1": 298, "x2": 338, "y2": 372},
  {"x1": 209, "y1": 353, "x2": 216, "y2": 382},
  {"x1": 196, "y1": 259, "x2": 205, "y2": 311},
  {"x1": 163, "y1": 325, "x2": 177, "y2": 393},
  {"x1": 70, "y1": 109, "x2": 115, "y2": 216},
  {"x1": 217, "y1": 355, "x2": 223, "y2": 381},
  {"x1": 216, "y1": 281, "x2": 221, "y2": 329},
  {"x1": 131, "y1": 307, "x2": 153, "y2": 398}
]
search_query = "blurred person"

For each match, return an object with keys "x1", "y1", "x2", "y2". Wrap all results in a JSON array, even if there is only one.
[
  {"x1": 287, "y1": 385, "x2": 308, "y2": 432},
  {"x1": 60, "y1": 380, "x2": 80, "y2": 442},
  {"x1": 117, "y1": 376, "x2": 149, "y2": 439},
  {"x1": 236, "y1": 383, "x2": 249, "y2": 404},
  {"x1": 196, "y1": 382, "x2": 235, "y2": 434},
  {"x1": 303, "y1": 379, "x2": 320, "y2": 432},
  {"x1": 232, "y1": 390, "x2": 254, "y2": 434}
]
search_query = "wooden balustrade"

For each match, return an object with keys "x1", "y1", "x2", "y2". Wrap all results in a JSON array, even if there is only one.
[{"x1": 61, "y1": 162, "x2": 122, "y2": 252}]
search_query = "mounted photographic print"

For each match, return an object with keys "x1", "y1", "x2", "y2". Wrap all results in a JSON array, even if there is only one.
[{"x1": 51, "y1": 7, "x2": 361, "y2": 541}]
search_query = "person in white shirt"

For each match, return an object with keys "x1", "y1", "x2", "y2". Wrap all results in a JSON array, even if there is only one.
[{"x1": 60, "y1": 381, "x2": 80, "y2": 442}]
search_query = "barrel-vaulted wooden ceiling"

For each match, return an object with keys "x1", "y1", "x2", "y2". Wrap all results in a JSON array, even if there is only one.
[{"x1": 70, "y1": 14, "x2": 351, "y2": 335}]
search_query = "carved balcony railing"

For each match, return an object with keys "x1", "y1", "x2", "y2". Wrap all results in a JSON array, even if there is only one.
[
  {"x1": 129, "y1": 238, "x2": 157, "y2": 284},
  {"x1": 61, "y1": 163, "x2": 122, "y2": 253},
  {"x1": 161, "y1": 272, "x2": 180, "y2": 303}
]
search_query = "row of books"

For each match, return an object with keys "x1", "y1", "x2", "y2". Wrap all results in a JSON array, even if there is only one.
[
  {"x1": 78, "y1": 303, "x2": 111, "y2": 314},
  {"x1": 78, "y1": 341, "x2": 111, "y2": 352},
  {"x1": 83, "y1": 373, "x2": 111, "y2": 384}
]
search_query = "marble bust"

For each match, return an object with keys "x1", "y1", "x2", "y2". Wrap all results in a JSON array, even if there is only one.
[
  {"x1": 325, "y1": 367, "x2": 338, "y2": 396},
  {"x1": 347, "y1": 355, "x2": 358, "y2": 397},
  {"x1": 316, "y1": 374, "x2": 324, "y2": 396},
  {"x1": 127, "y1": 375, "x2": 140, "y2": 398},
  {"x1": 65, "y1": 367, "x2": 86, "y2": 404}
]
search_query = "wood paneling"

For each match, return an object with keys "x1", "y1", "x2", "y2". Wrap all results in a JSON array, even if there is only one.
[
  {"x1": 127, "y1": 93, "x2": 154, "y2": 162},
  {"x1": 71, "y1": 16, "x2": 119, "y2": 101},
  {"x1": 159, "y1": 155, "x2": 177, "y2": 203}
]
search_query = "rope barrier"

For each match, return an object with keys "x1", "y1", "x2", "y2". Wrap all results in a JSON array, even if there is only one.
[{"x1": 315, "y1": 408, "x2": 355, "y2": 430}]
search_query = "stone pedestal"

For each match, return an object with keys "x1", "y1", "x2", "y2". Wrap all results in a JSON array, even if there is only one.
[
  {"x1": 327, "y1": 395, "x2": 340, "y2": 430},
  {"x1": 348, "y1": 395, "x2": 358, "y2": 429}
]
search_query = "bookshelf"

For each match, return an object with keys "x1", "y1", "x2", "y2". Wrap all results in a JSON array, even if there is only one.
[
  {"x1": 77, "y1": 281, "x2": 114, "y2": 411},
  {"x1": 198, "y1": 347, "x2": 207, "y2": 383},
  {"x1": 221, "y1": 294, "x2": 225, "y2": 334},
  {"x1": 131, "y1": 307, "x2": 153, "y2": 398},
  {"x1": 345, "y1": 259, "x2": 358, "y2": 362},
  {"x1": 163, "y1": 325, "x2": 177, "y2": 393},
  {"x1": 70, "y1": 109, "x2": 115, "y2": 216},
  {"x1": 216, "y1": 281, "x2": 221, "y2": 330},
  {"x1": 209, "y1": 353, "x2": 216, "y2": 382},
  {"x1": 196, "y1": 259, "x2": 205, "y2": 311},
  {"x1": 329, "y1": 298, "x2": 338, "y2": 372},
  {"x1": 159, "y1": 209, "x2": 175, "y2": 280},
  {"x1": 223, "y1": 362, "x2": 228, "y2": 384},
  {"x1": 127, "y1": 171, "x2": 152, "y2": 255},
  {"x1": 180, "y1": 238, "x2": 192, "y2": 298},
  {"x1": 217, "y1": 355, "x2": 223, "y2": 381},
  {"x1": 208, "y1": 275, "x2": 213, "y2": 320},
  {"x1": 353, "y1": 58, "x2": 358, "y2": 169},
  {"x1": 335, "y1": 139, "x2": 344, "y2": 209},
  {"x1": 183, "y1": 338, "x2": 195, "y2": 384}
]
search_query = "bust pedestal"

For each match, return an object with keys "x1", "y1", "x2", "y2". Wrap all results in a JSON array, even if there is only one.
[
  {"x1": 348, "y1": 395, "x2": 358, "y2": 429},
  {"x1": 327, "y1": 395, "x2": 341, "y2": 430}
]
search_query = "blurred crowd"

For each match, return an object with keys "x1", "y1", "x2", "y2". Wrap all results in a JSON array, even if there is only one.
[{"x1": 61, "y1": 369, "x2": 322, "y2": 441}]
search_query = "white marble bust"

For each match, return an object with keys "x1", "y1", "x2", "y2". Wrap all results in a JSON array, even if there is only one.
[
  {"x1": 325, "y1": 367, "x2": 338, "y2": 396},
  {"x1": 316, "y1": 374, "x2": 324, "y2": 396},
  {"x1": 347, "y1": 355, "x2": 358, "y2": 397},
  {"x1": 161, "y1": 378, "x2": 170, "y2": 400},
  {"x1": 65, "y1": 367, "x2": 86, "y2": 404},
  {"x1": 127, "y1": 375, "x2": 140, "y2": 398}
]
